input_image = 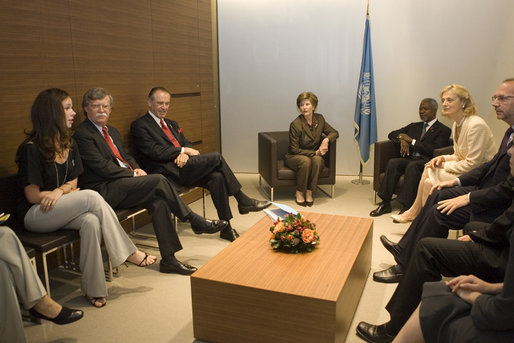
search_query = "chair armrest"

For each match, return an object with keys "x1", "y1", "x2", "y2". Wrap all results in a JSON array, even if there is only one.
[
  {"x1": 433, "y1": 145, "x2": 453, "y2": 156},
  {"x1": 326, "y1": 139, "x2": 337, "y2": 181},
  {"x1": 258, "y1": 132, "x2": 279, "y2": 184}
]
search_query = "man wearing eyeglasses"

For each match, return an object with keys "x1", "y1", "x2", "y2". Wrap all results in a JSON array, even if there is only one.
[
  {"x1": 357, "y1": 79, "x2": 514, "y2": 342},
  {"x1": 373, "y1": 79, "x2": 514, "y2": 284},
  {"x1": 74, "y1": 88, "x2": 229, "y2": 276}
]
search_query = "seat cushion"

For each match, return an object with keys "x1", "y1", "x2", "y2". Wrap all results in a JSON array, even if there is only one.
[
  {"x1": 277, "y1": 160, "x2": 329, "y2": 180},
  {"x1": 18, "y1": 230, "x2": 79, "y2": 253}
]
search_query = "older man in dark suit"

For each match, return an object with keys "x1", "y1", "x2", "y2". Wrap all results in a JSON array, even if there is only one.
[
  {"x1": 370, "y1": 98, "x2": 451, "y2": 217},
  {"x1": 374, "y1": 78, "x2": 514, "y2": 284},
  {"x1": 130, "y1": 87, "x2": 270, "y2": 242},
  {"x1": 73, "y1": 88, "x2": 229, "y2": 276},
  {"x1": 355, "y1": 143, "x2": 514, "y2": 343}
]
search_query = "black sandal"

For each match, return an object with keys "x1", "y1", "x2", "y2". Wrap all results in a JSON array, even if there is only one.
[{"x1": 88, "y1": 296, "x2": 107, "y2": 308}]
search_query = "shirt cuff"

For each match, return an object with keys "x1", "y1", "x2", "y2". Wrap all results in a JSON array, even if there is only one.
[
  {"x1": 411, "y1": 139, "x2": 416, "y2": 145},
  {"x1": 456, "y1": 177, "x2": 462, "y2": 186},
  {"x1": 181, "y1": 147, "x2": 185, "y2": 154}
]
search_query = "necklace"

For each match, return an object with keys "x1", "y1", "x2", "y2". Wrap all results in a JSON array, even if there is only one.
[
  {"x1": 55, "y1": 159, "x2": 69, "y2": 188},
  {"x1": 456, "y1": 116, "x2": 466, "y2": 127}
]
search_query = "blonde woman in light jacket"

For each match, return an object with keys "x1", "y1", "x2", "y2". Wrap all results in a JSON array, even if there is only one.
[{"x1": 392, "y1": 84, "x2": 496, "y2": 223}]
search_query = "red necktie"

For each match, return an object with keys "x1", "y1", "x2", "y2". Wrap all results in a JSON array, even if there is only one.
[
  {"x1": 102, "y1": 127, "x2": 133, "y2": 170},
  {"x1": 160, "y1": 119, "x2": 181, "y2": 147}
]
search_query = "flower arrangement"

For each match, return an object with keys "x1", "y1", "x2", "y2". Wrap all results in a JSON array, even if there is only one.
[{"x1": 269, "y1": 213, "x2": 320, "y2": 253}]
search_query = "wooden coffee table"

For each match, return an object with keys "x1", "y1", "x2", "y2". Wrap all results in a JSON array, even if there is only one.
[{"x1": 191, "y1": 212, "x2": 373, "y2": 343}]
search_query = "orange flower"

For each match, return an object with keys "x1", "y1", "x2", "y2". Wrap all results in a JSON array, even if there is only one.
[
  {"x1": 273, "y1": 221, "x2": 285, "y2": 234},
  {"x1": 302, "y1": 229, "x2": 315, "y2": 243}
]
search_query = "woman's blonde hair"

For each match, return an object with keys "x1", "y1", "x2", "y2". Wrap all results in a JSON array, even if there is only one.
[
  {"x1": 296, "y1": 92, "x2": 318, "y2": 111},
  {"x1": 440, "y1": 84, "x2": 477, "y2": 117}
]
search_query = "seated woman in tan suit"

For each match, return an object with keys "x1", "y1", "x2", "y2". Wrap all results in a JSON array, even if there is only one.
[
  {"x1": 285, "y1": 92, "x2": 339, "y2": 206},
  {"x1": 392, "y1": 84, "x2": 496, "y2": 223}
]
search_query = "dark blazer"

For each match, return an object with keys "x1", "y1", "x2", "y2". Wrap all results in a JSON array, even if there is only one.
[
  {"x1": 459, "y1": 145, "x2": 513, "y2": 220},
  {"x1": 130, "y1": 113, "x2": 192, "y2": 181},
  {"x1": 388, "y1": 120, "x2": 451, "y2": 158},
  {"x1": 73, "y1": 118, "x2": 140, "y2": 190}
]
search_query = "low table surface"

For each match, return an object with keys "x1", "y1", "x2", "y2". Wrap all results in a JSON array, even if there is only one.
[{"x1": 192, "y1": 212, "x2": 372, "y2": 301}]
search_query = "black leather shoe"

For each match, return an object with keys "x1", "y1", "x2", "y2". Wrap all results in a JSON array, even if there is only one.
[
  {"x1": 192, "y1": 219, "x2": 229, "y2": 234},
  {"x1": 356, "y1": 321, "x2": 394, "y2": 343},
  {"x1": 159, "y1": 258, "x2": 197, "y2": 275},
  {"x1": 295, "y1": 199, "x2": 306, "y2": 207},
  {"x1": 369, "y1": 202, "x2": 392, "y2": 217},
  {"x1": 220, "y1": 227, "x2": 240, "y2": 242},
  {"x1": 238, "y1": 199, "x2": 271, "y2": 214},
  {"x1": 379, "y1": 235, "x2": 401, "y2": 261},
  {"x1": 29, "y1": 306, "x2": 83, "y2": 325},
  {"x1": 373, "y1": 265, "x2": 404, "y2": 283}
]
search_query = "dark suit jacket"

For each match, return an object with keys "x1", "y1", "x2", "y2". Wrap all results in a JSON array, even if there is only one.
[
  {"x1": 388, "y1": 120, "x2": 451, "y2": 159},
  {"x1": 466, "y1": 197, "x2": 514, "y2": 249},
  {"x1": 73, "y1": 118, "x2": 140, "y2": 191},
  {"x1": 130, "y1": 113, "x2": 193, "y2": 181},
  {"x1": 459, "y1": 145, "x2": 513, "y2": 220},
  {"x1": 466, "y1": 200, "x2": 514, "y2": 331}
]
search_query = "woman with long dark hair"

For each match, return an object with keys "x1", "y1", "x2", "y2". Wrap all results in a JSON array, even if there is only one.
[{"x1": 16, "y1": 88, "x2": 156, "y2": 308}]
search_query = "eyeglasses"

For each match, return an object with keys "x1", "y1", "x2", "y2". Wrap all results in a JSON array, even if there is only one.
[
  {"x1": 491, "y1": 95, "x2": 514, "y2": 102},
  {"x1": 88, "y1": 103, "x2": 111, "y2": 110}
]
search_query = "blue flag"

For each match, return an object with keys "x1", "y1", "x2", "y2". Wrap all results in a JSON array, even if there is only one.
[{"x1": 353, "y1": 15, "x2": 377, "y2": 164}]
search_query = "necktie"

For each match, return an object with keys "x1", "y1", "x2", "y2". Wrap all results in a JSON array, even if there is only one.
[
  {"x1": 102, "y1": 127, "x2": 133, "y2": 170},
  {"x1": 160, "y1": 119, "x2": 181, "y2": 148},
  {"x1": 499, "y1": 127, "x2": 514, "y2": 154},
  {"x1": 420, "y1": 123, "x2": 428, "y2": 140}
]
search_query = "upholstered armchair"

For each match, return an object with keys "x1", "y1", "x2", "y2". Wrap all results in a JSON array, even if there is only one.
[
  {"x1": 373, "y1": 140, "x2": 454, "y2": 203},
  {"x1": 258, "y1": 131, "x2": 336, "y2": 201}
]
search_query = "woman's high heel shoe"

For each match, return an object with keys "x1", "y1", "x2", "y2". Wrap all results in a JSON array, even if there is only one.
[
  {"x1": 295, "y1": 199, "x2": 306, "y2": 207},
  {"x1": 391, "y1": 214, "x2": 412, "y2": 223}
]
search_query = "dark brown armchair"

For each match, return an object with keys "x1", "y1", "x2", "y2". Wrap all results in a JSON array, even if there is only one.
[
  {"x1": 258, "y1": 131, "x2": 336, "y2": 201},
  {"x1": 373, "y1": 140, "x2": 454, "y2": 203}
]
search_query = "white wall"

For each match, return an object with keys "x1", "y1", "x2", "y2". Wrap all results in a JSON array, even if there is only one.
[{"x1": 218, "y1": 0, "x2": 514, "y2": 175}]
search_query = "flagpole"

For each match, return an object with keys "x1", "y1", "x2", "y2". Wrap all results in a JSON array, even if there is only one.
[
  {"x1": 352, "y1": 0, "x2": 373, "y2": 186},
  {"x1": 351, "y1": 162, "x2": 370, "y2": 185}
]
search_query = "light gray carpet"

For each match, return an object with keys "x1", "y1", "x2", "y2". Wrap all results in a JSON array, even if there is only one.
[{"x1": 24, "y1": 174, "x2": 414, "y2": 343}]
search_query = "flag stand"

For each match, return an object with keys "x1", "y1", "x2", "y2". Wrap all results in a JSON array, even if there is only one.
[{"x1": 351, "y1": 162, "x2": 370, "y2": 185}]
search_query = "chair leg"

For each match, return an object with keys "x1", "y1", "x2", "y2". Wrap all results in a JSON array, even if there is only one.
[
  {"x1": 270, "y1": 187, "x2": 274, "y2": 202},
  {"x1": 202, "y1": 188, "x2": 206, "y2": 217},
  {"x1": 331, "y1": 185, "x2": 335, "y2": 198},
  {"x1": 106, "y1": 258, "x2": 113, "y2": 282},
  {"x1": 42, "y1": 252, "x2": 51, "y2": 297}
]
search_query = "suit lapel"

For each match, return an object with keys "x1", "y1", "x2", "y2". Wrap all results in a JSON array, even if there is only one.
[
  {"x1": 146, "y1": 112, "x2": 174, "y2": 144},
  {"x1": 419, "y1": 120, "x2": 438, "y2": 141}
]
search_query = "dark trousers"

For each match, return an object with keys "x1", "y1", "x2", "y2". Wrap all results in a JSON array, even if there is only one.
[
  {"x1": 378, "y1": 157, "x2": 426, "y2": 208},
  {"x1": 96, "y1": 174, "x2": 190, "y2": 258},
  {"x1": 385, "y1": 236, "x2": 507, "y2": 334},
  {"x1": 178, "y1": 152, "x2": 242, "y2": 221},
  {"x1": 396, "y1": 186, "x2": 475, "y2": 267}
]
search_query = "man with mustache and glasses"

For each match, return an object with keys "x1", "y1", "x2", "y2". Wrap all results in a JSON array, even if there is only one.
[{"x1": 74, "y1": 88, "x2": 229, "y2": 276}]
